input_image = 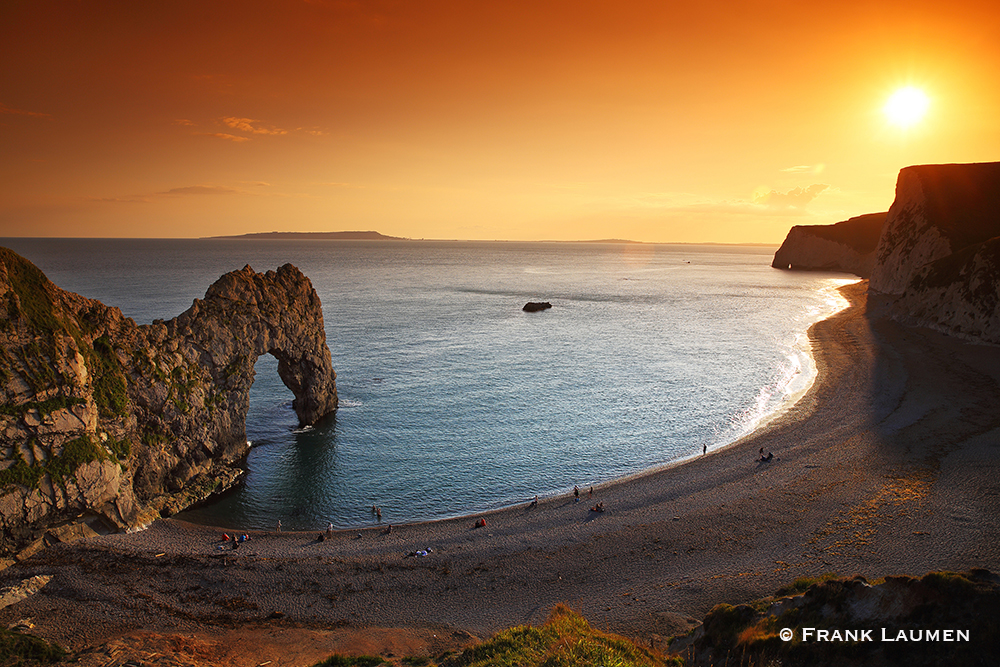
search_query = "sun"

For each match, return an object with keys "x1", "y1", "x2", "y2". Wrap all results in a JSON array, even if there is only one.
[{"x1": 884, "y1": 87, "x2": 930, "y2": 128}]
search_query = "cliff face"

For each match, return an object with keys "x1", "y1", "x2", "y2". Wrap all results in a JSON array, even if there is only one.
[
  {"x1": 0, "y1": 249, "x2": 337, "y2": 553},
  {"x1": 869, "y1": 162, "x2": 1000, "y2": 343},
  {"x1": 771, "y1": 212, "x2": 887, "y2": 278}
]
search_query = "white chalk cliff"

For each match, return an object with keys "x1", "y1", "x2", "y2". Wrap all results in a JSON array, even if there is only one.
[
  {"x1": 772, "y1": 213, "x2": 886, "y2": 278},
  {"x1": 869, "y1": 162, "x2": 1000, "y2": 344},
  {"x1": 775, "y1": 162, "x2": 1000, "y2": 344}
]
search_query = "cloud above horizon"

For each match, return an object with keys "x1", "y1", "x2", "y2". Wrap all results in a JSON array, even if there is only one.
[
  {"x1": 753, "y1": 184, "x2": 829, "y2": 208},
  {"x1": 779, "y1": 164, "x2": 825, "y2": 174},
  {"x1": 202, "y1": 132, "x2": 251, "y2": 142},
  {"x1": 0, "y1": 102, "x2": 52, "y2": 119},
  {"x1": 158, "y1": 185, "x2": 242, "y2": 196},
  {"x1": 222, "y1": 117, "x2": 288, "y2": 136}
]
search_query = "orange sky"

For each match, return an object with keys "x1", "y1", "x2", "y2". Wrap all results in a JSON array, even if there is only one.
[{"x1": 2, "y1": 0, "x2": 999, "y2": 243}]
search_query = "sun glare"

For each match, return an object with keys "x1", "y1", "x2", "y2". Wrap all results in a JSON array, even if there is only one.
[{"x1": 884, "y1": 87, "x2": 929, "y2": 128}]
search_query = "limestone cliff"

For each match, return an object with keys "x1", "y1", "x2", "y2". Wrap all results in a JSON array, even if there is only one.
[
  {"x1": 869, "y1": 162, "x2": 1000, "y2": 343},
  {"x1": 771, "y1": 212, "x2": 887, "y2": 278},
  {"x1": 0, "y1": 248, "x2": 337, "y2": 554}
]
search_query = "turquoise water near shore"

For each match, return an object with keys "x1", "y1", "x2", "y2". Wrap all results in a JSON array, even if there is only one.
[{"x1": 3, "y1": 239, "x2": 853, "y2": 530}]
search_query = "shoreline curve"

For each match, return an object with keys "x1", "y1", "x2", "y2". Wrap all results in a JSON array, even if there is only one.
[{"x1": 5, "y1": 279, "x2": 1000, "y2": 663}]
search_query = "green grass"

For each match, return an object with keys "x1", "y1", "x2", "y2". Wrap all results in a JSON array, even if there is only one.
[
  {"x1": 440, "y1": 605, "x2": 678, "y2": 667},
  {"x1": 0, "y1": 435, "x2": 110, "y2": 493},
  {"x1": 0, "y1": 627, "x2": 66, "y2": 665},
  {"x1": 773, "y1": 572, "x2": 838, "y2": 597},
  {"x1": 46, "y1": 435, "x2": 108, "y2": 485},
  {"x1": 89, "y1": 336, "x2": 129, "y2": 418},
  {"x1": 0, "y1": 450, "x2": 44, "y2": 490},
  {"x1": 0, "y1": 249, "x2": 61, "y2": 335},
  {"x1": 0, "y1": 395, "x2": 85, "y2": 418}
]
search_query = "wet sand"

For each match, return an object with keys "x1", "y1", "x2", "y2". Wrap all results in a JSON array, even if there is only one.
[{"x1": 4, "y1": 281, "x2": 1000, "y2": 664}]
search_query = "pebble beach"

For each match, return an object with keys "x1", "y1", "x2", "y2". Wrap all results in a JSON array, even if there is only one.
[{"x1": 3, "y1": 281, "x2": 1000, "y2": 665}]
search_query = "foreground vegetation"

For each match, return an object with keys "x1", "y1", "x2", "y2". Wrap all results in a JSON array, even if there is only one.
[
  {"x1": 5, "y1": 570, "x2": 999, "y2": 666},
  {"x1": 312, "y1": 605, "x2": 678, "y2": 667},
  {"x1": 0, "y1": 627, "x2": 65, "y2": 666},
  {"x1": 310, "y1": 570, "x2": 1000, "y2": 667}
]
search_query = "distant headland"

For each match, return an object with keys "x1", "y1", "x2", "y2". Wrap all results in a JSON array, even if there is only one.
[
  {"x1": 203, "y1": 233, "x2": 773, "y2": 245},
  {"x1": 207, "y1": 230, "x2": 408, "y2": 241}
]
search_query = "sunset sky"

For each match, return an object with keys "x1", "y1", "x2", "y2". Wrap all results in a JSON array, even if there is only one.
[{"x1": 2, "y1": 0, "x2": 999, "y2": 243}]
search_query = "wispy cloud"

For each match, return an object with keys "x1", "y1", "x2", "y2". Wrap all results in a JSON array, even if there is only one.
[
  {"x1": 779, "y1": 164, "x2": 825, "y2": 174},
  {"x1": 322, "y1": 181, "x2": 369, "y2": 189},
  {"x1": 184, "y1": 117, "x2": 323, "y2": 141},
  {"x1": 222, "y1": 117, "x2": 288, "y2": 136},
  {"x1": 753, "y1": 184, "x2": 828, "y2": 208},
  {"x1": 201, "y1": 132, "x2": 251, "y2": 142},
  {"x1": 587, "y1": 187, "x2": 833, "y2": 221},
  {"x1": 157, "y1": 185, "x2": 242, "y2": 196},
  {"x1": 91, "y1": 185, "x2": 245, "y2": 204},
  {"x1": 85, "y1": 195, "x2": 152, "y2": 204},
  {"x1": 0, "y1": 102, "x2": 52, "y2": 119}
]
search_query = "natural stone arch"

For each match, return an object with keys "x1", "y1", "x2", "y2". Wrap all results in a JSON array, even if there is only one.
[
  {"x1": 131, "y1": 264, "x2": 338, "y2": 506},
  {"x1": 0, "y1": 251, "x2": 337, "y2": 550}
]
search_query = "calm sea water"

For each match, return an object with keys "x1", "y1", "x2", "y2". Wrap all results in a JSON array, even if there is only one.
[{"x1": 2, "y1": 238, "x2": 853, "y2": 530}]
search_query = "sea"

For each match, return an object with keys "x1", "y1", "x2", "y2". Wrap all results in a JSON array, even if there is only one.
[{"x1": 1, "y1": 238, "x2": 855, "y2": 531}]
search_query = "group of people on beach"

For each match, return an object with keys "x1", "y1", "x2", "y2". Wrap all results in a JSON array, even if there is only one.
[
  {"x1": 219, "y1": 532, "x2": 250, "y2": 550},
  {"x1": 528, "y1": 485, "x2": 600, "y2": 511}
]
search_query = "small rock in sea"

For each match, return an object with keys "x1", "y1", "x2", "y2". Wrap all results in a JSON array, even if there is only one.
[{"x1": 523, "y1": 301, "x2": 552, "y2": 312}]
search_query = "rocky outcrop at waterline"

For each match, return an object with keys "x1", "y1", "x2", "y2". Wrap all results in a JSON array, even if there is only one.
[
  {"x1": 0, "y1": 248, "x2": 337, "y2": 554},
  {"x1": 672, "y1": 570, "x2": 1000, "y2": 667},
  {"x1": 522, "y1": 302, "x2": 552, "y2": 312}
]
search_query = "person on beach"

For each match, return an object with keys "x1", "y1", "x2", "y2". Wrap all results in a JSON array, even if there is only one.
[
  {"x1": 276, "y1": 520, "x2": 282, "y2": 532},
  {"x1": 574, "y1": 486, "x2": 580, "y2": 501},
  {"x1": 529, "y1": 495, "x2": 538, "y2": 508},
  {"x1": 326, "y1": 522, "x2": 333, "y2": 538},
  {"x1": 703, "y1": 444, "x2": 707, "y2": 455}
]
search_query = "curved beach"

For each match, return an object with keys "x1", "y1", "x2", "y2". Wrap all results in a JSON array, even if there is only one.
[{"x1": 4, "y1": 280, "x2": 1000, "y2": 663}]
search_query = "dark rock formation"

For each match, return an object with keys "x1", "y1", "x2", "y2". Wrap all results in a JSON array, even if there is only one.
[
  {"x1": 0, "y1": 249, "x2": 337, "y2": 553},
  {"x1": 869, "y1": 162, "x2": 1000, "y2": 343},
  {"x1": 522, "y1": 302, "x2": 552, "y2": 312},
  {"x1": 672, "y1": 570, "x2": 1000, "y2": 667},
  {"x1": 771, "y1": 212, "x2": 887, "y2": 278}
]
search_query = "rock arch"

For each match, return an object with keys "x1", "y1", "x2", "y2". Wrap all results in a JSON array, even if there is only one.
[{"x1": 0, "y1": 252, "x2": 337, "y2": 550}]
